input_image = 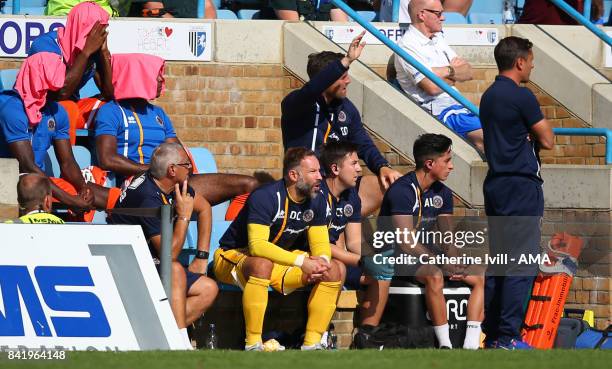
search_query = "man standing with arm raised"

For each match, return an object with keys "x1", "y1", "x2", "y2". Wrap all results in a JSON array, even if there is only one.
[{"x1": 281, "y1": 32, "x2": 402, "y2": 217}]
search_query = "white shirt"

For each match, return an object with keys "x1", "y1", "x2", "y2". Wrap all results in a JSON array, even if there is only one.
[
  {"x1": 394, "y1": 25, "x2": 459, "y2": 116},
  {"x1": 379, "y1": 0, "x2": 411, "y2": 23}
]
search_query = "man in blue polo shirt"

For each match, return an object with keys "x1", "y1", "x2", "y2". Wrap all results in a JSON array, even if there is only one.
[
  {"x1": 214, "y1": 147, "x2": 344, "y2": 351},
  {"x1": 109, "y1": 142, "x2": 218, "y2": 348},
  {"x1": 0, "y1": 53, "x2": 112, "y2": 214},
  {"x1": 281, "y1": 32, "x2": 402, "y2": 216},
  {"x1": 361, "y1": 134, "x2": 484, "y2": 350},
  {"x1": 479, "y1": 36, "x2": 554, "y2": 350}
]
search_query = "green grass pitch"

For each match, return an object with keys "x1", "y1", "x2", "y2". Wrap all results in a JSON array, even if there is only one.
[{"x1": 2, "y1": 349, "x2": 611, "y2": 369}]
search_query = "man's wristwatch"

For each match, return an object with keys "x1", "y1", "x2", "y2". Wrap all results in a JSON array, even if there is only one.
[
  {"x1": 376, "y1": 163, "x2": 392, "y2": 175},
  {"x1": 447, "y1": 65, "x2": 455, "y2": 79},
  {"x1": 195, "y1": 250, "x2": 210, "y2": 260}
]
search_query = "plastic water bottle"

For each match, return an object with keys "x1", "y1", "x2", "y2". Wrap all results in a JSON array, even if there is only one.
[
  {"x1": 206, "y1": 324, "x2": 218, "y2": 349},
  {"x1": 327, "y1": 323, "x2": 338, "y2": 350},
  {"x1": 503, "y1": 1, "x2": 515, "y2": 24}
]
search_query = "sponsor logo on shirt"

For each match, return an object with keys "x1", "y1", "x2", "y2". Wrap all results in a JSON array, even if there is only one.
[
  {"x1": 302, "y1": 209, "x2": 314, "y2": 223},
  {"x1": 343, "y1": 204, "x2": 354, "y2": 217},
  {"x1": 426, "y1": 195, "x2": 444, "y2": 209},
  {"x1": 47, "y1": 118, "x2": 55, "y2": 132},
  {"x1": 155, "y1": 115, "x2": 164, "y2": 127}
]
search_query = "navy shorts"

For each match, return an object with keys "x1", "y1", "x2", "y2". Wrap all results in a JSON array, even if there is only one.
[{"x1": 155, "y1": 262, "x2": 203, "y2": 292}]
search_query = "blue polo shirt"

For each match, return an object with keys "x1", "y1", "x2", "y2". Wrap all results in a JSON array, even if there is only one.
[
  {"x1": 480, "y1": 75, "x2": 544, "y2": 182},
  {"x1": 219, "y1": 179, "x2": 329, "y2": 251},
  {"x1": 109, "y1": 171, "x2": 195, "y2": 247},
  {"x1": 379, "y1": 171, "x2": 453, "y2": 227},
  {"x1": 94, "y1": 100, "x2": 176, "y2": 165},
  {"x1": 281, "y1": 59, "x2": 388, "y2": 174},
  {"x1": 377, "y1": 171, "x2": 453, "y2": 252},
  {"x1": 0, "y1": 90, "x2": 69, "y2": 171},
  {"x1": 320, "y1": 179, "x2": 361, "y2": 244},
  {"x1": 28, "y1": 30, "x2": 96, "y2": 100}
]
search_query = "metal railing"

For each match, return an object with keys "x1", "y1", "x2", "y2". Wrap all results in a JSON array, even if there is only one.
[
  {"x1": 553, "y1": 127, "x2": 612, "y2": 164},
  {"x1": 331, "y1": 0, "x2": 480, "y2": 116},
  {"x1": 331, "y1": 0, "x2": 612, "y2": 164},
  {"x1": 550, "y1": 0, "x2": 611, "y2": 47},
  {"x1": 109, "y1": 204, "x2": 174, "y2": 297}
]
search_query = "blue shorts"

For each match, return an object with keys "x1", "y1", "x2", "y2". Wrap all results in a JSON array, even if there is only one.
[
  {"x1": 438, "y1": 105, "x2": 482, "y2": 138},
  {"x1": 361, "y1": 248, "x2": 395, "y2": 281}
]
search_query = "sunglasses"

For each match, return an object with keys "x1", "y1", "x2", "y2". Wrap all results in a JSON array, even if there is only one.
[{"x1": 422, "y1": 8, "x2": 444, "y2": 18}]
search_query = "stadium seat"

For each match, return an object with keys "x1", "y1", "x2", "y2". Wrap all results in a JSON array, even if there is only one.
[
  {"x1": 0, "y1": 69, "x2": 17, "y2": 91},
  {"x1": 19, "y1": 0, "x2": 48, "y2": 5},
  {"x1": 44, "y1": 145, "x2": 92, "y2": 178},
  {"x1": 180, "y1": 220, "x2": 231, "y2": 265},
  {"x1": 604, "y1": 1, "x2": 612, "y2": 21},
  {"x1": 189, "y1": 147, "x2": 230, "y2": 221},
  {"x1": 351, "y1": 10, "x2": 377, "y2": 22},
  {"x1": 79, "y1": 78, "x2": 101, "y2": 98},
  {"x1": 443, "y1": 12, "x2": 468, "y2": 24},
  {"x1": 468, "y1": 0, "x2": 503, "y2": 14},
  {"x1": 216, "y1": 9, "x2": 238, "y2": 19},
  {"x1": 468, "y1": 12, "x2": 503, "y2": 24},
  {"x1": 1, "y1": 6, "x2": 46, "y2": 15},
  {"x1": 237, "y1": 9, "x2": 261, "y2": 19}
]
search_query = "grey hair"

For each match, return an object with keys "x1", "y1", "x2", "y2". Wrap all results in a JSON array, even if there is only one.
[{"x1": 150, "y1": 142, "x2": 184, "y2": 179}]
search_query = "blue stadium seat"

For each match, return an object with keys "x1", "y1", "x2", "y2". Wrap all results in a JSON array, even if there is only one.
[
  {"x1": 189, "y1": 147, "x2": 230, "y2": 221},
  {"x1": 352, "y1": 10, "x2": 377, "y2": 22},
  {"x1": 0, "y1": 69, "x2": 18, "y2": 91},
  {"x1": 468, "y1": 12, "x2": 503, "y2": 24},
  {"x1": 190, "y1": 147, "x2": 217, "y2": 174},
  {"x1": 1, "y1": 6, "x2": 46, "y2": 15},
  {"x1": 180, "y1": 220, "x2": 231, "y2": 265},
  {"x1": 237, "y1": 9, "x2": 261, "y2": 19},
  {"x1": 604, "y1": 1, "x2": 612, "y2": 21},
  {"x1": 468, "y1": 0, "x2": 503, "y2": 14},
  {"x1": 44, "y1": 145, "x2": 92, "y2": 178},
  {"x1": 79, "y1": 77, "x2": 101, "y2": 98},
  {"x1": 216, "y1": 9, "x2": 238, "y2": 19},
  {"x1": 444, "y1": 12, "x2": 468, "y2": 24}
]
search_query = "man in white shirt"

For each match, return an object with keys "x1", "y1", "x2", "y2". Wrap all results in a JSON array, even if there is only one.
[{"x1": 394, "y1": 0, "x2": 484, "y2": 152}]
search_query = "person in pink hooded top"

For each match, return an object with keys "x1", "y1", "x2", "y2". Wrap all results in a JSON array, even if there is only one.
[
  {"x1": 0, "y1": 52, "x2": 120, "y2": 216},
  {"x1": 94, "y1": 53, "x2": 260, "y2": 217},
  {"x1": 29, "y1": 1, "x2": 113, "y2": 101}
]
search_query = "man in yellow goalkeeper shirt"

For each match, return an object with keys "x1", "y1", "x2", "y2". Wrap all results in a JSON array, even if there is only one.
[
  {"x1": 213, "y1": 147, "x2": 344, "y2": 351},
  {"x1": 15, "y1": 173, "x2": 64, "y2": 224}
]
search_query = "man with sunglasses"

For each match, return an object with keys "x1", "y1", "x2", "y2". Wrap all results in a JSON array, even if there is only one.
[
  {"x1": 109, "y1": 142, "x2": 218, "y2": 348},
  {"x1": 394, "y1": 0, "x2": 484, "y2": 153}
]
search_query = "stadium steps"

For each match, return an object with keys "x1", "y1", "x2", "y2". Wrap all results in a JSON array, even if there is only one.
[
  {"x1": 511, "y1": 24, "x2": 612, "y2": 131},
  {"x1": 283, "y1": 22, "x2": 611, "y2": 209}
]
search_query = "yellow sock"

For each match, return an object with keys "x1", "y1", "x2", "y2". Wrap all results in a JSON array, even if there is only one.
[
  {"x1": 243, "y1": 276, "x2": 270, "y2": 346},
  {"x1": 304, "y1": 281, "x2": 342, "y2": 346}
]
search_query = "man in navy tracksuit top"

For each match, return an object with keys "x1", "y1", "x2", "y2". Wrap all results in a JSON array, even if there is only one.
[
  {"x1": 281, "y1": 31, "x2": 402, "y2": 216},
  {"x1": 479, "y1": 37, "x2": 554, "y2": 350}
]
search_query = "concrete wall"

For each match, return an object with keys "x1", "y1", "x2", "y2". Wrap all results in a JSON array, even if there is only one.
[
  {"x1": 512, "y1": 25, "x2": 612, "y2": 130},
  {"x1": 0, "y1": 158, "x2": 18, "y2": 220}
]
